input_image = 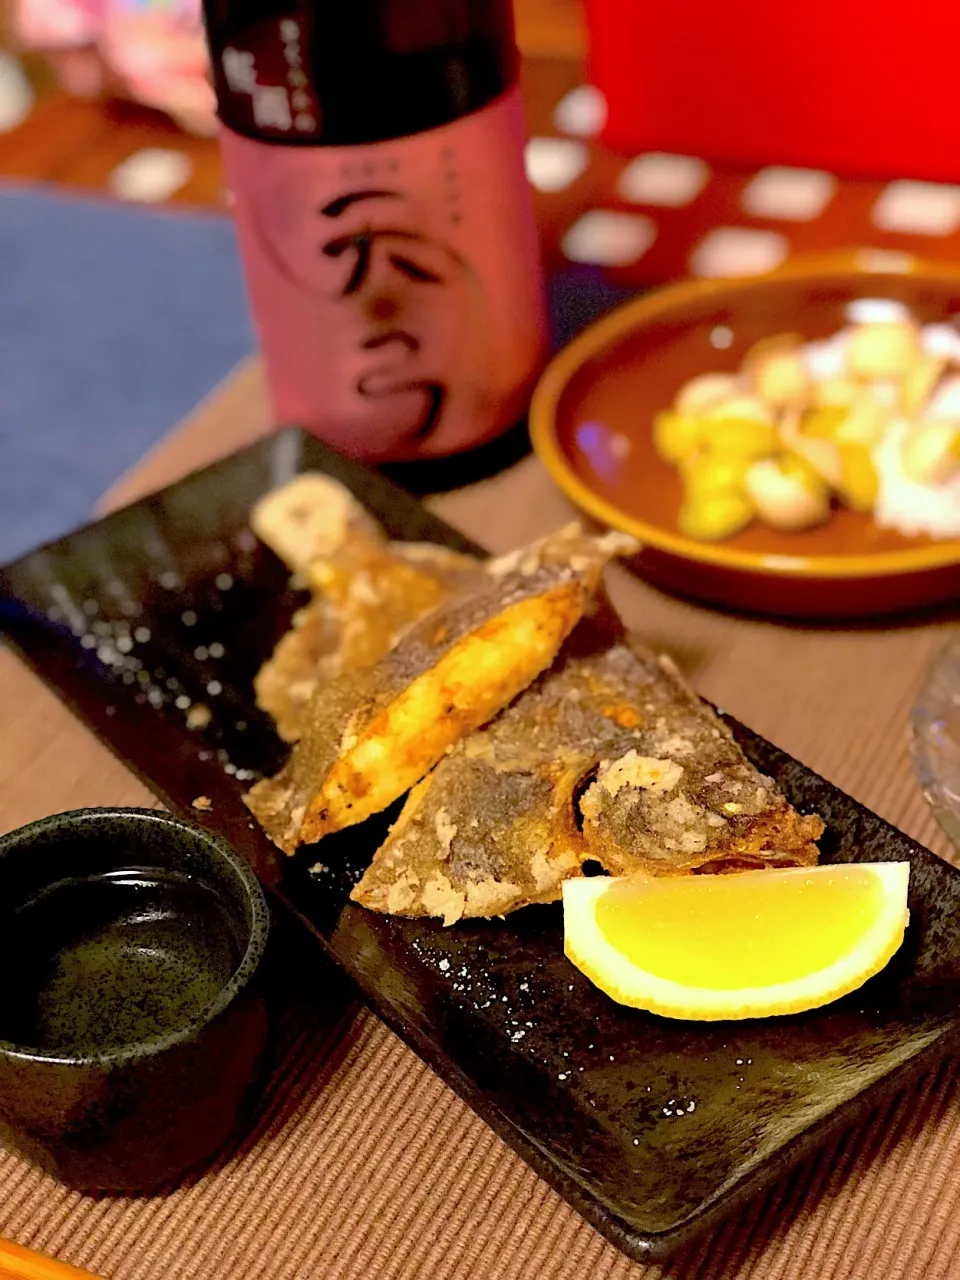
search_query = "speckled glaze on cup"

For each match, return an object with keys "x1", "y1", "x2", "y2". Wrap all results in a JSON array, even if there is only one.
[{"x1": 0, "y1": 808, "x2": 270, "y2": 1192}]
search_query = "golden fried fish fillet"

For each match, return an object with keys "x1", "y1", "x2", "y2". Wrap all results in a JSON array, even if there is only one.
[
  {"x1": 250, "y1": 471, "x2": 382, "y2": 579},
  {"x1": 351, "y1": 632, "x2": 822, "y2": 924},
  {"x1": 349, "y1": 616, "x2": 624, "y2": 924},
  {"x1": 255, "y1": 532, "x2": 482, "y2": 742},
  {"x1": 245, "y1": 525, "x2": 637, "y2": 852}
]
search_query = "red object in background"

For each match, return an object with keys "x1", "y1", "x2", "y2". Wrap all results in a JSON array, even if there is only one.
[{"x1": 585, "y1": 0, "x2": 960, "y2": 182}]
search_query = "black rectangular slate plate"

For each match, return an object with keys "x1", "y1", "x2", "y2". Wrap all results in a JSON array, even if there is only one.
[{"x1": 3, "y1": 427, "x2": 960, "y2": 1263}]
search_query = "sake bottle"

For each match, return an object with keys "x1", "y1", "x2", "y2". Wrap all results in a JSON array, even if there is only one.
[{"x1": 203, "y1": 0, "x2": 548, "y2": 461}]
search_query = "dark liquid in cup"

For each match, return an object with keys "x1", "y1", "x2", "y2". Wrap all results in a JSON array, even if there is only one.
[{"x1": 0, "y1": 868, "x2": 242, "y2": 1054}]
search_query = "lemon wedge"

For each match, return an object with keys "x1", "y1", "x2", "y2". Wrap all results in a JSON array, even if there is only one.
[{"x1": 562, "y1": 863, "x2": 910, "y2": 1021}]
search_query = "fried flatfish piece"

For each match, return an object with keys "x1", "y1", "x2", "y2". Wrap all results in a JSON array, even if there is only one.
[
  {"x1": 350, "y1": 763, "x2": 584, "y2": 926},
  {"x1": 352, "y1": 633, "x2": 822, "y2": 923},
  {"x1": 245, "y1": 525, "x2": 637, "y2": 852},
  {"x1": 254, "y1": 600, "x2": 340, "y2": 745},
  {"x1": 350, "y1": 616, "x2": 625, "y2": 924},
  {"x1": 255, "y1": 533, "x2": 482, "y2": 742},
  {"x1": 576, "y1": 646, "x2": 823, "y2": 876},
  {"x1": 250, "y1": 472, "x2": 382, "y2": 579}
]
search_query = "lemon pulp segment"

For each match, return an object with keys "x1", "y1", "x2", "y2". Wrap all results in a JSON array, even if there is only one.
[
  {"x1": 562, "y1": 863, "x2": 910, "y2": 1020},
  {"x1": 596, "y1": 867, "x2": 886, "y2": 990}
]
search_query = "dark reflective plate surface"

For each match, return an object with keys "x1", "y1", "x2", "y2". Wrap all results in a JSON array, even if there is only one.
[{"x1": 2, "y1": 428, "x2": 959, "y2": 1261}]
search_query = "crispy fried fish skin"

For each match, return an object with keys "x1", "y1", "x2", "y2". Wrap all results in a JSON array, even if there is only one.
[
  {"x1": 245, "y1": 525, "x2": 637, "y2": 853},
  {"x1": 254, "y1": 600, "x2": 340, "y2": 745},
  {"x1": 349, "y1": 619, "x2": 621, "y2": 924},
  {"x1": 255, "y1": 536, "x2": 482, "y2": 742},
  {"x1": 351, "y1": 632, "x2": 822, "y2": 924},
  {"x1": 576, "y1": 647, "x2": 823, "y2": 876},
  {"x1": 349, "y1": 762, "x2": 585, "y2": 926}
]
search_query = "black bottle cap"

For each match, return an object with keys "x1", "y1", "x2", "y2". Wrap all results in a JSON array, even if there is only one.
[{"x1": 203, "y1": 0, "x2": 518, "y2": 145}]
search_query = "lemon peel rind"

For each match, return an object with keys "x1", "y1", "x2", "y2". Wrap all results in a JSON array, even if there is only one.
[{"x1": 562, "y1": 863, "x2": 911, "y2": 1022}]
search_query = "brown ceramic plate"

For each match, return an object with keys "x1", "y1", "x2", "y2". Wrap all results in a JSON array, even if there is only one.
[{"x1": 530, "y1": 254, "x2": 960, "y2": 618}]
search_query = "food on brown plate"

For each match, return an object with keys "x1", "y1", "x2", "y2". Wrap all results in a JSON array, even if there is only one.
[
  {"x1": 351, "y1": 627, "x2": 822, "y2": 924},
  {"x1": 245, "y1": 524, "x2": 638, "y2": 853},
  {"x1": 654, "y1": 314, "x2": 960, "y2": 542},
  {"x1": 256, "y1": 528, "x2": 482, "y2": 742}
]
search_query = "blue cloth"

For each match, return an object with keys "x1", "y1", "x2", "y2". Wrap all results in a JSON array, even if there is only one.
[
  {"x1": 0, "y1": 185, "x2": 256, "y2": 563},
  {"x1": 0, "y1": 186, "x2": 634, "y2": 565}
]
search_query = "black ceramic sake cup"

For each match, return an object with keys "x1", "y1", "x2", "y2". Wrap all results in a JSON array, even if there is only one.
[{"x1": 0, "y1": 807, "x2": 270, "y2": 1191}]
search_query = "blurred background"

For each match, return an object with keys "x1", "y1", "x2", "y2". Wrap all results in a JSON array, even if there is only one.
[
  {"x1": 0, "y1": 0, "x2": 583, "y2": 208},
  {"x1": 0, "y1": 0, "x2": 586, "y2": 562},
  {"x1": 3, "y1": 0, "x2": 960, "y2": 561}
]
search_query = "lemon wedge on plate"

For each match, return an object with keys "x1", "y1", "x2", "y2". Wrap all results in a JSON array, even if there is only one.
[{"x1": 562, "y1": 863, "x2": 910, "y2": 1021}]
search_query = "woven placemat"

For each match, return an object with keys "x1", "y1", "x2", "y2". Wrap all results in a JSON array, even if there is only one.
[
  {"x1": 1, "y1": 367, "x2": 958, "y2": 1279},
  {"x1": 2, "y1": 914, "x2": 959, "y2": 1280}
]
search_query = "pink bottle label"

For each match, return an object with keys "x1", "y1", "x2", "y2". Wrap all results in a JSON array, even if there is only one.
[{"x1": 220, "y1": 86, "x2": 548, "y2": 461}]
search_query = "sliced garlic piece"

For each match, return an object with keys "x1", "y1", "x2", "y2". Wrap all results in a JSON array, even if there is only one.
[
  {"x1": 742, "y1": 334, "x2": 810, "y2": 408},
  {"x1": 752, "y1": 350, "x2": 811, "y2": 408},
  {"x1": 781, "y1": 408, "x2": 843, "y2": 486},
  {"x1": 868, "y1": 380, "x2": 904, "y2": 411},
  {"x1": 901, "y1": 420, "x2": 960, "y2": 485},
  {"x1": 834, "y1": 397, "x2": 891, "y2": 447},
  {"x1": 901, "y1": 352, "x2": 948, "y2": 416},
  {"x1": 836, "y1": 442, "x2": 880, "y2": 512},
  {"x1": 794, "y1": 436, "x2": 843, "y2": 487},
  {"x1": 674, "y1": 373, "x2": 743, "y2": 417},
  {"x1": 925, "y1": 373, "x2": 960, "y2": 421},
  {"x1": 745, "y1": 457, "x2": 830, "y2": 531},
  {"x1": 681, "y1": 455, "x2": 750, "y2": 501},
  {"x1": 846, "y1": 320, "x2": 920, "y2": 380},
  {"x1": 815, "y1": 375, "x2": 861, "y2": 408},
  {"x1": 800, "y1": 405, "x2": 848, "y2": 439},
  {"x1": 653, "y1": 412, "x2": 705, "y2": 464},
  {"x1": 701, "y1": 394, "x2": 774, "y2": 425},
  {"x1": 678, "y1": 491, "x2": 755, "y2": 541},
  {"x1": 705, "y1": 418, "x2": 780, "y2": 459}
]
